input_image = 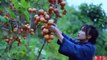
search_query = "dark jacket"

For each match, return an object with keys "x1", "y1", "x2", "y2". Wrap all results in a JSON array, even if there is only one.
[{"x1": 57, "y1": 33, "x2": 96, "y2": 60}]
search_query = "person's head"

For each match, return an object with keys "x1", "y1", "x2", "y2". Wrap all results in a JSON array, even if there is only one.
[{"x1": 77, "y1": 24, "x2": 99, "y2": 44}]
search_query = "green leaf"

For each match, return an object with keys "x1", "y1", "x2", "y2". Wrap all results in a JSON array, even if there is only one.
[
  {"x1": 0, "y1": 8, "x2": 4, "y2": 10},
  {"x1": 21, "y1": 0, "x2": 26, "y2": 8},
  {"x1": 12, "y1": 0, "x2": 20, "y2": 9},
  {"x1": 0, "y1": 16, "x2": 8, "y2": 22},
  {"x1": 23, "y1": 10, "x2": 30, "y2": 23},
  {"x1": 12, "y1": 0, "x2": 18, "y2": 3},
  {"x1": 21, "y1": 0, "x2": 30, "y2": 9},
  {"x1": 7, "y1": 8, "x2": 16, "y2": 19}
]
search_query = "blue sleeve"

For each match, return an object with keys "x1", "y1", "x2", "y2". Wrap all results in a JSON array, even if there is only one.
[
  {"x1": 58, "y1": 37, "x2": 95, "y2": 59},
  {"x1": 62, "y1": 33, "x2": 79, "y2": 43},
  {"x1": 57, "y1": 33, "x2": 79, "y2": 45},
  {"x1": 58, "y1": 38, "x2": 80, "y2": 57}
]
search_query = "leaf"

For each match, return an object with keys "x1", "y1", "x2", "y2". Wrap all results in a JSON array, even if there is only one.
[
  {"x1": 21, "y1": 0, "x2": 27, "y2": 8},
  {"x1": 23, "y1": 10, "x2": 30, "y2": 23},
  {"x1": 12, "y1": 0, "x2": 20, "y2": 9},
  {"x1": 12, "y1": 0, "x2": 18, "y2": 3},
  {"x1": 0, "y1": 8, "x2": 4, "y2": 10},
  {"x1": 0, "y1": 16, "x2": 8, "y2": 22},
  {"x1": 7, "y1": 8, "x2": 16, "y2": 19},
  {"x1": 21, "y1": 0, "x2": 30, "y2": 9}
]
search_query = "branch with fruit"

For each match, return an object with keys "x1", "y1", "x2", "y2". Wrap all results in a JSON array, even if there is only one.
[
  {"x1": 28, "y1": 0, "x2": 66, "y2": 43},
  {"x1": 28, "y1": 0, "x2": 66, "y2": 59},
  {"x1": 0, "y1": 0, "x2": 67, "y2": 59}
]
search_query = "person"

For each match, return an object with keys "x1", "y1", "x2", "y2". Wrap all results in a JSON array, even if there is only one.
[{"x1": 49, "y1": 24, "x2": 99, "y2": 60}]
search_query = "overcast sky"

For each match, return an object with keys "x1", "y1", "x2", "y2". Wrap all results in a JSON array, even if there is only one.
[{"x1": 66, "y1": 0, "x2": 107, "y2": 14}]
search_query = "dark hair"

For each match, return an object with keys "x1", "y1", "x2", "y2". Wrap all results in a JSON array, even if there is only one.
[{"x1": 81, "y1": 25, "x2": 99, "y2": 44}]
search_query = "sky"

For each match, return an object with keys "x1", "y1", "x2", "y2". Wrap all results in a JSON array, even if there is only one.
[{"x1": 66, "y1": 0, "x2": 107, "y2": 14}]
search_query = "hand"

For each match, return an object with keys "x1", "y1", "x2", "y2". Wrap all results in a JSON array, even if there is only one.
[
  {"x1": 49, "y1": 25, "x2": 57, "y2": 32},
  {"x1": 49, "y1": 24, "x2": 63, "y2": 42},
  {"x1": 52, "y1": 23, "x2": 57, "y2": 27}
]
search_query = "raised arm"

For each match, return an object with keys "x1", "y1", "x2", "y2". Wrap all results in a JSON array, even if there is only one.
[
  {"x1": 50, "y1": 25, "x2": 78, "y2": 44},
  {"x1": 50, "y1": 25, "x2": 64, "y2": 43}
]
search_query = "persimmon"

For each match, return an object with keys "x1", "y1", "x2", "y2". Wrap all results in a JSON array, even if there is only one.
[
  {"x1": 9, "y1": 4, "x2": 13, "y2": 9},
  {"x1": 9, "y1": 37, "x2": 13, "y2": 41},
  {"x1": 58, "y1": 0, "x2": 63, "y2": 4},
  {"x1": 23, "y1": 36, "x2": 27, "y2": 39},
  {"x1": 49, "y1": 6, "x2": 54, "y2": 11},
  {"x1": 30, "y1": 29, "x2": 34, "y2": 32},
  {"x1": 40, "y1": 17, "x2": 47, "y2": 23},
  {"x1": 30, "y1": 32, "x2": 35, "y2": 35},
  {"x1": 47, "y1": 39, "x2": 51, "y2": 43},
  {"x1": 54, "y1": 8, "x2": 59, "y2": 14},
  {"x1": 20, "y1": 28, "x2": 23, "y2": 32},
  {"x1": 34, "y1": 15, "x2": 38, "y2": 19},
  {"x1": 41, "y1": 31, "x2": 45, "y2": 35},
  {"x1": 44, "y1": 12, "x2": 47, "y2": 15},
  {"x1": 28, "y1": 8, "x2": 33, "y2": 13},
  {"x1": 41, "y1": 25, "x2": 45, "y2": 29},
  {"x1": 43, "y1": 28, "x2": 49, "y2": 33},
  {"x1": 32, "y1": 8, "x2": 36, "y2": 12},
  {"x1": 63, "y1": 9, "x2": 67, "y2": 15},
  {"x1": 49, "y1": 34, "x2": 54, "y2": 40},
  {"x1": 24, "y1": 24, "x2": 30, "y2": 29},
  {"x1": 44, "y1": 24, "x2": 50, "y2": 29},
  {"x1": 45, "y1": 14, "x2": 50, "y2": 20},
  {"x1": 60, "y1": 1, "x2": 66, "y2": 7},
  {"x1": 6, "y1": 39, "x2": 9, "y2": 43},
  {"x1": 48, "y1": 0, "x2": 52, "y2": 3},
  {"x1": 44, "y1": 34, "x2": 50, "y2": 40},
  {"x1": 58, "y1": 14, "x2": 62, "y2": 17},
  {"x1": 4, "y1": 16, "x2": 9, "y2": 19},
  {"x1": 48, "y1": 0, "x2": 56, "y2": 3},
  {"x1": 48, "y1": 19, "x2": 54, "y2": 25},
  {"x1": 38, "y1": 9, "x2": 45, "y2": 15},
  {"x1": 35, "y1": 16, "x2": 40, "y2": 21},
  {"x1": 53, "y1": 0, "x2": 57, "y2": 3},
  {"x1": 34, "y1": 20, "x2": 39, "y2": 24},
  {"x1": 48, "y1": 10, "x2": 53, "y2": 15},
  {"x1": 13, "y1": 28, "x2": 17, "y2": 32}
]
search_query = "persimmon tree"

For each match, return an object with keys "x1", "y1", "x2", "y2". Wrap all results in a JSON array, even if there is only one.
[{"x1": 0, "y1": 0, "x2": 67, "y2": 59}]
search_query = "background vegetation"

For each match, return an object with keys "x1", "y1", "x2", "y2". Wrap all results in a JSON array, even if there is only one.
[{"x1": 0, "y1": 0, "x2": 107, "y2": 60}]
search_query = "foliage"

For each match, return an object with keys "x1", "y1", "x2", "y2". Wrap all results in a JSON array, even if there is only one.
[
  {"x1": 79, "y1": 3, "x2": 107, "y2": 28},
  {"x1": 0, "y1": 0, "x2": 107, "y2": 60}
]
